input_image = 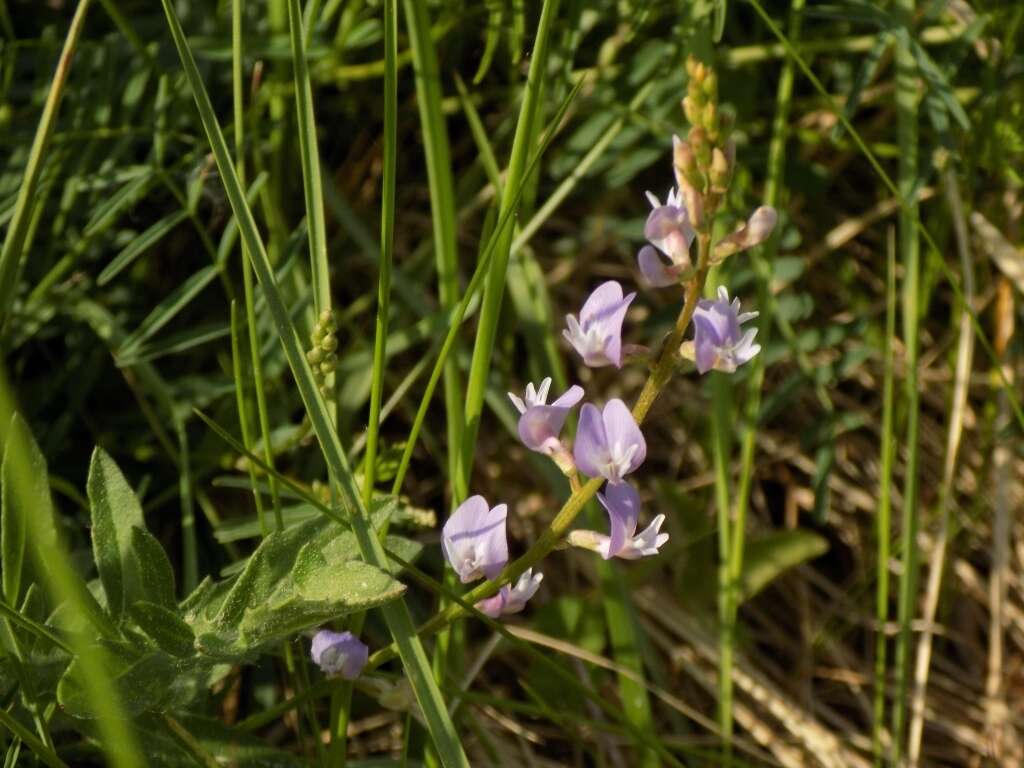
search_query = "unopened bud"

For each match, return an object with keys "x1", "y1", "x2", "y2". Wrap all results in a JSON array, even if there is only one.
[
  {"x1": 711, "y1": 206, "x2": 779, "y2": 261},
  {"x1": 689, "y1": 126, "x2": 711, "y2": 169},
  {"x1": 321, "y1": 333, "x2": 338, "y2": 352},
  {"x1": 709, "y1": 148, "x2": 730, "y2": 192},
  {"x1": 682, "y1": 96, "x2": 702, "y2": 127},
  {"x1": 319, "y1": 308, "x2": 333, "y2": 327},
  {"x1": 307, "y1": 348, "x2": 324, "y2": 365},
  {"x1": 702, "y1": 70, "x2": 718, "y2": 102},
  {"x1": 319, "y1": 358, "x2": 337, "y2": 376},
  {"x1": 703, "y1": 102, "x2": 719, "y2": 135},
  {"x1": 685, "y1": 55, "x2": 700, "y2": 79}
]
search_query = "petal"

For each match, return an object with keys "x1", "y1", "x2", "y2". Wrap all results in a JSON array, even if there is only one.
[
  {"x1": 638, "y1": 245, "x2": 679, "y2": 287},
  {"x1": 579, "y1": 281, "x2": 625, "y2": 326},
  {"x1": 504, "y1": 570, "x2": 543, "y2": 614},
  {"x1": 601, "y1": 399, "x2": 646, "y2": 474},
  {"x1": 596, "y1": 293, "x2": 635, "y2": 368},
  {"x1": 311, "y1": 629, "x2": 348, "y2": 665},
  {"x1": 517, "y1": 404, "x2": 571, "y2": 453},
  {"x1": 598, "y1": 481, "x2": 640, "y2": 558},
  {"x1": 442, "y1": 496, "x2": 508, "y2": 582},
  {"x1": 573, "y1": 403, "x2": 606, "y2": 479},
  {"x1": 475, "y1": 592, "x2": 506, "y2": 618},
  {"x1": 478, "y1": 503, "x2": 509, "y2": 580},
  {"x1": 551, "y1": 384, "x2": 584, "y2": 409},
  {"x1": 508, "y1": 391, "x2": 527, "y2": 414}
]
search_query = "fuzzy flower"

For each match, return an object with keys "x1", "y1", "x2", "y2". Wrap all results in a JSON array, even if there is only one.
[
  {"x1": 508, "y1": 378, "x2": 584, "y2": 456},
  {"x1": 574, "y1": 399, "x2": 646, "y2": 484},
  {"x1": 567, "y1": 482, "x2": 668, "y2": 560},
  {"x1": 310, "y1": 630, "x2": 368, "y2": 679},
  {"x1": 686, "y1": 286, "x2": 761, "y2": 374},
  {"x1": 563, "y1": 281, "x2": 636, "y2": 368},
  {"x1": 442, "y1": 495, "x2": 508, "y2": 583},
  {"x1": 637, "y1": 188, "x2": 696, "y2": 287},
  {"x1": 475, "y1": 569, "x2": 544, "y2": 618}
]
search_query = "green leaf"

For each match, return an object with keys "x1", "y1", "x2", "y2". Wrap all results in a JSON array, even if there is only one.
[
  {"x1": 129, "y1": 601, "x2": 195, "y2": 658},
  {"x1": 2, "y1": 415, "x2": 56, "y2": 606},
  {"x1": 58, "y1": 648, "x2": 191, "y2": 718},
  {"x1": 239, "y1": 559, "x2": 405, "y2": 647},
  {"x1": 97, "y1": 208, "x2": 189, "y2": 286},
  {"x1": 87, "y1": 447, "x2": 145, "y2": 620},
  {"x1": 738, "y1": 529, "x2": 829, "y2": 603},
  {"x1": 130, "y1": 527, "x2": 176, "y2": 609}
]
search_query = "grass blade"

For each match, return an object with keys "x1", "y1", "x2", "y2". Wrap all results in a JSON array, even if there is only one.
[
  {"x1": 158, "y1": 4, "x2": 468, "y2": 764},
  {"x1": 0, "y1": 0, "x2": 93, "y2": 326}
]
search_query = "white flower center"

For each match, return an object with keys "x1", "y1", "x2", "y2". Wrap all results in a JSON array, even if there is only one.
[{"x1": 602, "y1": 440, "x2": 638, "y2": 482}]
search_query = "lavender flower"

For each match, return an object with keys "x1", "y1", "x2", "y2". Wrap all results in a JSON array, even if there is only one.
[
  {"x1": 508, "y1": 378, "x2": 584, "y2": 457},
  {"x1": 563, "y1": 281, "x2": 636, "y2": 368},
  {"x1": 310, "y1": 630, "x2": 368, "y2": 679},
  {"x1": 637, "y1": 188, "x2": 696, "y2": 287},
  {"x1": 442, "y1": 495, "x2": 508, "y2": 583},
  {"x1": 712, "y1": 206, "x2": 778, "y2": 261},
  {"x1": 567, "y1": 482, "x2": 668, "y2": 560},
  {"x1": 475, "y1": 569, "x2": 544, "y2": 618},
  {"x1": 687, "y1": 286, "x2": 761, "y2": 374},
  {"x1": 574, "y1": 399, "x2": 646, "y2": 484}
]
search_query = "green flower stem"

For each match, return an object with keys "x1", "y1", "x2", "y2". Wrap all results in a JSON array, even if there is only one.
[{"x1": 367, "y1": 256, "x2": 710, "y2": 672}]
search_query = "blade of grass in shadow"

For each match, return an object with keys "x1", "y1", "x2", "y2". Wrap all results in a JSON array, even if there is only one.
[
  {"x1": 288, "y1": 0, "x2": 330, "y2": 317},
  {"x1": 0, "y1": 0, "x2": 93, "y2": 329},
  {"x1": 230, "y1": 301, "x2": 267, "y2": 536},
  {"x1": 0, "y1": 392, "x2": 143, "y2": 767},
  {"x1": 459, "y1": 0, "x2": 561, "y2": 494},
  {"x1": 389, "y1": 76, "x2": 585, "y2": 497},
  {"x1": 906, "y1": 162, "x2": 975, "y2": 768},
  {"x1": 233, "y1": 0, "x2": 282, "y2": 530},
  {"x1": 874, "y1": 227, "x2": 897, "y2": 765},
  {"x1": 159, "y1": 3, "x2": 468, "y2": 764},
  {"x1": 401, "y1": 0, "x2": 464, "y2": 492},
  {"x1": 710, "y1": 370, "x2": 734, "y2": 753},
  {"x1": 890, "y1": 1, "x2": 921, "y2": 759},
  {"x1": 329, "y1": 0, "x2": 398, "y2": 762},
  {"x1": 724, "y1": 0, "x2": 804, "y2": 756}
]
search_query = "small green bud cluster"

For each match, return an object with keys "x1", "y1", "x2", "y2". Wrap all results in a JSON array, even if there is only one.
[{"x1": 307, "y1": 309, "x2": 339, "y2": 385}]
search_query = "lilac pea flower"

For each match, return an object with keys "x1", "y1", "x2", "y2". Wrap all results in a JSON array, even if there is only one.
[
  {"x1": 568, "y1": 482, "x2": 668, "y2": 560},
  {"x1": 573, "y1": 399, "x2": 646, "y2": 485},
  {"x1": 563, "y1": 281, "x2": 636, "y2": 368},
  {"x1": 475, "y1": 569, "x2": 544, "y2": 618},
  {"x1": 442, "y1": 495, "x2": 508, "y2": 583},
  {"x1": 310, "y1": 630, "x2": 368, "y2": 679},
  {"x1": 687, "y1": 286, "x2": 761, "y2": 374},
  {"x1": 508, "y1": 378, "x2": 584, "y2": 456},
  {"x1": 637, "y1": 188, "x2": 696, "y2": 287}
]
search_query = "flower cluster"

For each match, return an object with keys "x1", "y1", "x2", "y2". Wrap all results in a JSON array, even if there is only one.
[{"x1": 313, "y1": 56, "x2": 779, "y2": 673}]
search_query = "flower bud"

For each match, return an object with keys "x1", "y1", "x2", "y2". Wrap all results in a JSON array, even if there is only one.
[
  {"x1": 689, "y1": 126, "x2": 711, "y2": 169},
  {"x1": 702, "y1": 70, "x2": 718, "y2": 102},
  {"x1": 320, "y1": 333, "x2": 338, "y2": 352},
  {"x1": 307, "y1": 348, "x2": 324, "y2": 365},
  {"x1": 319, "y1": 308, "x2": 333, "y2": 327},
  {"x1": 319, "y1": 358, "x2": 337, "y2": 376},
  {"x1": 682, "y1": 96, "x2": 702, "y2": 127},
  {"x1": 702, "y1": 102, "x2": 719, "y2": 137},
  {"x1": 709, "y1": 148, "x2": 730, "y2": 192},
  {"x1": 685, "y1": 55, "x2": 699, "y2": 79}
]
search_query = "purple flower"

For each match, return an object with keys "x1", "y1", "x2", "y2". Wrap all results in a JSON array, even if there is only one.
[
  {"x1": 637, "y1": 188, "x2": 696, "y2": 287},
  {"x1": 573, "y1": 399, "x2": 646, "y2": 484},
  {"x1": 563, "y1": 281, "x2": 636, "y2": 368},
  {"x1": 310, "y1": 630, "x2": 368, "y2": 679},
  {"x1": 689, "y1": 286, "x2": 761, "y2": 374},
  {"x1": 712, "y1": 206, "x2": 778, "y2": 260},
  {"x1": 568, "y1": 482, "x2": 668, "y2": 560},
  {"x1": 442, "y1": 495, "x2": 508, "y2": 583},
  {"x1": 508, "y1": 378, "x2": 584, "y2": 456},
  {"x1": 475, "y1": 569, "x2": 544, "y2": 618}
]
